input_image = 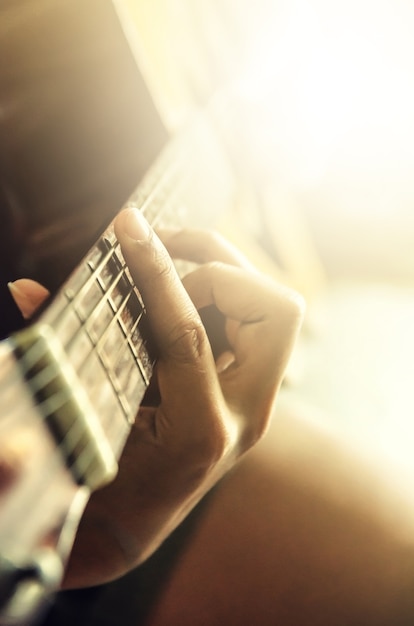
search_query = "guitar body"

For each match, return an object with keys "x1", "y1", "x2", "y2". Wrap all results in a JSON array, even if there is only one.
[
  {"x1": 0, "y1": 1, "x2": 237, "y2": 623},
  {"x1": 0, "y1": 0, "x2": 168, "y2": 339}
]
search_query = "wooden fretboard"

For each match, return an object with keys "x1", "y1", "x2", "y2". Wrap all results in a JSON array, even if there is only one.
[{"x1": 15, "y1": 110, "x2": 237, "y2": 489}]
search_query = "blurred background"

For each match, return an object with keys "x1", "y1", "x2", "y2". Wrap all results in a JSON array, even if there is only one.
[{"x1": 117, "y1": 0, "x2": 414, "y2": 472}]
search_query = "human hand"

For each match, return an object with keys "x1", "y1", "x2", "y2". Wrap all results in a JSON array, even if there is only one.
[
  {"x1": 9, "y1": 209, "x2": 304, "y2": 588},
  {"x1": 7, "y1": 278, "x2": 50, "y2": 319}
]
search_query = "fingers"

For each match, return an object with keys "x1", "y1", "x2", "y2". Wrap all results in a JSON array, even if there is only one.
[
  {"x1": 114, "y1": 209, "x2": 222, "y2": 427},
  {"x1": 182, "y1": 261, "x2": 304, "y2": 436},
  {"x1": 171, "y1": 229, "x2": 305, "y2": 378},
  {"x1": 7, "y1": 279, "x2": 50, "y2": 318},
  {"x1": 158, "y1": 228, "x2": 254, "y2": 271},
  {"x1": 183, "y1": 262, "x2": 304, "y2": 324},
  {"x1": 114, "y1": 209, "x2": 205, "y2": 361},
  {"x1": 114, "y1": 211, "x2": 304, "y2": 454},
  {"x1": 184, "y1": 262, "x2": 304, "y2": 376},
  {"x1": 155, "y1": 225, "x2": 304, "y2": 427}
]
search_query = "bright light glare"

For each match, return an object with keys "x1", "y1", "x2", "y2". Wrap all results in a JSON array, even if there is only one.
[{"x1": 237, "y1": 0, "x2": 414, "y2": 216}]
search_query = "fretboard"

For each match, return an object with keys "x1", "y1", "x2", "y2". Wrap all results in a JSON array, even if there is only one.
[
  {"x1": 40, "y1": 225, "x2": 151, "y2": 460},
  {"x1": 13, "y1": 109, "x2": 236, "y2": 490}
]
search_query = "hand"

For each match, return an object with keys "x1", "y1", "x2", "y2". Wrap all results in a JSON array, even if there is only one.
[
  {"x1": 7, "y1": 278, "x2": 50, "y2": 319},
  {"x1": 9, "y1": 209, "x2": 304, "y2": 588}
]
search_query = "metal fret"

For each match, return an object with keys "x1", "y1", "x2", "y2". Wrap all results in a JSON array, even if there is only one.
[
  {"x1": 38, "y1": 237, "x2": 155, "y2": 467},
  {"x1": 10, "y1": 325, "x2": 118, "y2": 491},
  {"x1": 0, "y1": 90, "x2": 245, "y2": 626},
  {"x1": 11, "y1": 109, "x2": 237, "y2": 491}
]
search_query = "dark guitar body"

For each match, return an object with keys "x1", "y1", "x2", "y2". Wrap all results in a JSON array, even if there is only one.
[{"x1": 0, "y1": 0, "x2": 168, "y2": 338}]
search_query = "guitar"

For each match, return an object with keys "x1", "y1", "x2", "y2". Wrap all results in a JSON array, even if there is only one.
[{"x1": 0, "y1": 1, "x2": 237, "y2": 623}]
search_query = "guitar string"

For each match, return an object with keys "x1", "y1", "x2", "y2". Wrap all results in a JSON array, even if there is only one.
[
  {"x1": 2, "y1": 122, "x2": 230, "y2": 536},
  {"x1": 14, "y1": 137, "x2": 193, "y2": 485},
  {"x1": 54, "y1": 156, "x2": 187, "y2": 387},
  {"x1": 47, "y1": 127, "x2": 191, "y2": 362},
  {"x1": 10, "y1": 336, "x2": 105, "y2": 486},
  {"x1": 0, "y1": 400, "x2": 74, "y2": 547},
  {"x1": 18, "y1": 163, "x2": 182, "y2": 480},
  {"x1": 56, "y1": 150, "x2": 183, "y2": 350}
]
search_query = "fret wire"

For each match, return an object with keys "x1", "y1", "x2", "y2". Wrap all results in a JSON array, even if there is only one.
[
  {"x1": 36, "y1": 387, "x2": 73, "y2": 421},
  {"x1": 92, "y1": 293, "x2": 141, "y2": 360},
  {"x1": 9, "y1": 369, "x2": 108, "y2": 489},
  {"x1": 134, "y1": 166, "x2": 182, "y2": 224},
  {"x1": 65, "y1": 239, "x2": 120, "y2": 304},
  {"x1": 61, "y1": 253, "x2": 134, "y2": 349},
  {"x1": 123, "y1": 307, "x2": 140, "y2": 343},
  {"x1": 59, "y1": 262, "x2": 143, "y2": 367},
  {"x1": 77, "y1": 332, "x2": 126, "y2": 412},
  {"x1": 68, "y1": 437, "x2": 99, "y2": 482},
  {"x1": 14, "y1": 333, "x2": 50, "y2": 374},
  {"x1": 8, "y1": 125, "x2": 228, "y2": 490},
  {"x1": 92, "y1": 294, "x2": 149, "y2": 393},
  {"x1": 61, "y1": 236, "x2": 122, "y2": 317},
  {"x1": 131, "y1": 154, "x2": 180, "y2": 214},
  {"x1": 33, "y1": 385, "x2": 104, "y2": 483},
  {"x1": 24, "y1": 361, "x2": 60, "y2": 395},
  {"x1": 48, "y1": 244, "x2": 114, "y2": 335},
  {"x1": 62, "y1": 269, "x2": 141, "y2": 378},
  {"x1": 15, "y1": 343, "x2": 121, "y2": 486},
  {"x1": 66, "y1": 420, "x2": 121, "y2": 486},
  {"x1": 54, "y1": 153, "x2": 184, "y2": 335},
  {"x1": 76, "y1": 243, "x2": 135, "y2": 314},
  {"x1": 74, "y1": 274, "x2": 147, "y2": 411},
  {"x1": 23, "y1": 234, "x2": 160, "y2": 418},
  {"x1": 38, "y1": 289, "x2": 139, "y2": 429},
  {"x1": 41, "y1": 147, "x2": 186, "y2": 421},
  {"x1": 97, "y1": 270, "x2": 146, "y2": 359}
]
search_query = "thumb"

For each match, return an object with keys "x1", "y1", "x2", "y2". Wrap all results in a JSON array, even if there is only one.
[{"x1": 7, "y1": 279, "x2": 50, "y2": 319}]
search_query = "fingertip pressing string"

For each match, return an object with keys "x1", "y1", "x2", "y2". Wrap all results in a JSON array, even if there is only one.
[{"x1": 122, "y1": 209, "x2": 151, "y2": 242}]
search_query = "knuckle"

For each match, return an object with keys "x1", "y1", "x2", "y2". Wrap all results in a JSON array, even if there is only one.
[
  {"x1": 274, "y1": 285, "x2": 306, "y2": 324},
  {"x1": 206, "y1": 260, "x2": 226, "y2": 272},
  {"x1": 204, "y1": 229, "x2": 225, "y2": 249},
  {"x1": 240, "y1": 408, "x2": 272, "y2": 453},
  {"x1": 125, "y1": 234, "x2": 175, "y2": 293},
  {"x1": 182, "y1": 410, "x2": 232, "y2": 474},
  {"x1": 284, "y1": 290, "x2": 306, "y2": 324},
  {"x1": 165, "y1": 318, "x2": 208, "y2": 364},
  {"x1": 144, "y1": 244, "x2": 175, "y2": 286},
  {"x1": 190, "y1": 229, "x2": 225, "y2": 263},
  {"x1": 202, "y1": 421, "x2": 231, "y2": 464}
]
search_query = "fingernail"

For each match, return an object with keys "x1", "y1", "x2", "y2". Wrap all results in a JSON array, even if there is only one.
[
  {"x1": 123, "y1": 208, "x2": 151, "y2": 241},
  {"x1": 7, "y1": 281, "x2": 34, "y2": 319},
  {"x1": 7, "y1": 279, "x2": 50, "y2": 319}
]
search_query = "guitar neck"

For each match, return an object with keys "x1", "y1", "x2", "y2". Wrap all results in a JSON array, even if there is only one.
[
  {"x1": 0, "y1": 98, "x2": 238, "y2": 626},
  {"x1": 17, "y1": 110, "x2": 236, "y2": 486},
  {"x1": 0, "y1": 1, "x2": 240, "y2": 620}
]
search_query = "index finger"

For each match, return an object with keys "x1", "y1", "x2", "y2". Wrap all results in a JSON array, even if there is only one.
[
  {"x1": 157, "y1": 228, "x2": 255, "y2": 271},
  {"x1": 183, "y1": 262, "x2": 305, "y2": 419},
  {"x1": 114, "y1": 209, "x2": 220, "y2": 410}
]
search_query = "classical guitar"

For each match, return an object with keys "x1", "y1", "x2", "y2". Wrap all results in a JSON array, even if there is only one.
[{"x1": 0, "y1": 1, "x2": 237, "y2": 623}]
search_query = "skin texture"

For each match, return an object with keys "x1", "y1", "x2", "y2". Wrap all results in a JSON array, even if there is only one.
[{"x1": 10, "y1": 208, "x2": 304, "y2": 589}]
